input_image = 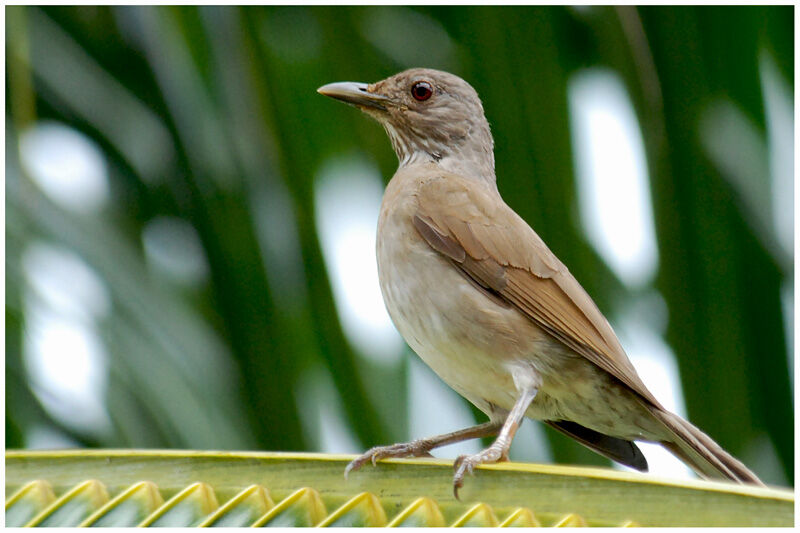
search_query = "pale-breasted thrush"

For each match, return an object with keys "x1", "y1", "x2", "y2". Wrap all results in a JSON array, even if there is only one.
[{"x1": 318, "y1": 68, "x2": 762, "y2": 496}]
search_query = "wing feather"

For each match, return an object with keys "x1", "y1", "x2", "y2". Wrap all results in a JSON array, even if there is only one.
[{"x1": 414, "y1": 175, "x2": 661, "y2": 407}]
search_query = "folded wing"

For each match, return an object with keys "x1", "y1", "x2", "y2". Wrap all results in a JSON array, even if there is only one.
[{"x1": 413, "y1": 173, "x2": 661, "y2": 408}]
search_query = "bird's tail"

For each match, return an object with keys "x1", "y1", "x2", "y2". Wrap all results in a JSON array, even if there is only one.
[{"x1": 648, "y1": 406, "x2": 764, "y2": 486}]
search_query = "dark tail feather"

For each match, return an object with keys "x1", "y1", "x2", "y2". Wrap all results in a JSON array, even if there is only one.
[
  {"x1": 546, "y1": 420, "x2": 648, "y2": 472},
  {"x1": 648, "y1": 407, "x2": 764, "y2": 486}
]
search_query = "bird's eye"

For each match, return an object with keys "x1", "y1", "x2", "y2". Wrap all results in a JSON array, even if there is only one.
[{"x1": 411, "y1": 81, "x2": 433, "y2": 101}]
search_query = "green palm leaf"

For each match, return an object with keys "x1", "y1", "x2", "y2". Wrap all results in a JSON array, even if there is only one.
[{"x1": 5, "y1": 450, "x2": 794, "y2": 527}]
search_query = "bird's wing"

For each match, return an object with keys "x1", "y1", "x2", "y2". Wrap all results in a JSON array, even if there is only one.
[{"x1": 413, "y1": 174, "x2": 662, "y2": 407}]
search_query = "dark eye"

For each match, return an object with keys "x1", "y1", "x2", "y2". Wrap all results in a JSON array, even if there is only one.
[{"x1": 411, "y1": 81, "x2": 433, "y2": 101}]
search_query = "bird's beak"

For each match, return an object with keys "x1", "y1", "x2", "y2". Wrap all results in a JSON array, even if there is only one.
[{"x1": 317, "y1": 81, "x2": 389, "y2": 111}]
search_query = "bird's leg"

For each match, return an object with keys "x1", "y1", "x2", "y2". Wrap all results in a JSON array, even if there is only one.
[
  {"x1": 453, "y1": 385, "x2": 538, "y2": 498},
  {"x1": 345, "y1": 420, "x2": 502, "y2": 478}
]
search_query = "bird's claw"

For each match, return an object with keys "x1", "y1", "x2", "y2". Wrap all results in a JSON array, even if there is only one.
[
  {"x1": 452, "y1": 445, "x2": 509, "y2": 499},
  {"x1": 452, "y1": 454, "x2": 476, "y2": 500},
  {"x1": 344, "y1": 441, "x2": 434, "y2": 479}
]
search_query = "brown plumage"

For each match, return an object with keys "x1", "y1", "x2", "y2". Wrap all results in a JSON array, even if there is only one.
[{"x1": 318, "y1": 68, "x2": 763, "y2": 495}]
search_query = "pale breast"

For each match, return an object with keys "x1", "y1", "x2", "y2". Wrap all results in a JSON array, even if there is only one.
[
  {"x1": 376, "y1": 170, "x2": 550, "y2": 418},
  {"x1": 375, "y1": 168, "x2": 663, "y2": 440}
]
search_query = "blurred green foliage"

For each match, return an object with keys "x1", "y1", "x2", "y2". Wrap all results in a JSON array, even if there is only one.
[{"x1": 5, "y1": 6, "x2": 793, "y2": 486}]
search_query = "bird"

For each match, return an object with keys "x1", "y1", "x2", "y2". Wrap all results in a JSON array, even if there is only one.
[{"x1": 317, "y1": 68, "x2": 763, "y2": 497}]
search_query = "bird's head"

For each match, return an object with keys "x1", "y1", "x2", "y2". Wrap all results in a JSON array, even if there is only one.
[{"x1": 318, "y1": 68, "x2": 495, "y2": 184}]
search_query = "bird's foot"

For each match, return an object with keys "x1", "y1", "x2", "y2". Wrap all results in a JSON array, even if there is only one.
[
  {"x1": 452, "y1": 440, "x2": 510, "y2": 499},
  {"x1": 344, "y1": 440, "x2": 434, "y2": 478}
]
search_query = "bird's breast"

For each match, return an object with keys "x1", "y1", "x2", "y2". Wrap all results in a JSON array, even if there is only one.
[
  {"x1": 376, "y1": 175, "x2": 552, "y2": 417},
  {"x1": 373, "y1": 170, "x2": 665, "y2": 441}
]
